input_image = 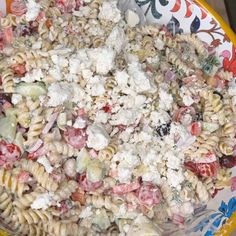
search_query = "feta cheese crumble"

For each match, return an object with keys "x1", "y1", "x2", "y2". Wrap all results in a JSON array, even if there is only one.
[
  {"x1": 86, "y1": 124, "x2": 110, "y2": 151},
  {"x1": 31, "y1": 193, "x2": 54, "y2": 210},
  {"x1": 98, "y1": 0, "x2": 121, "y2": 23},
  {"x1": 25, "y1": 0, "x2": 41, "y2": 22}
]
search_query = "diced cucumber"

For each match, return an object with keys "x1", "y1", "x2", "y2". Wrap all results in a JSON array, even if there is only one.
[
  {"x1": 14, "y1": 132, "x2": 25, "y2": 154},
  {"x1": 0, "y1": 115, "x2": 17, "y2": 142},
  {"x1": 57, "y1": 112, "x2": 67, "y2": 131},
  {"x1": 5, "y1": 108, "x2": 18, "y2": 117},
  {"x1": 16, "y1": 82, "x2": 47, "y2": 99},
  {"x1": 87, "y1": 159, "x2": 105, "y2": 183},
  {"x1": 92, "y1": 209, "x2": 110, "y2": 230},
  {"x1": 76, "y1": 148, "x2": 91, "y2": 173},
  {"x1": 203, "y1": 122, "x2": 219, "y2": 133}
]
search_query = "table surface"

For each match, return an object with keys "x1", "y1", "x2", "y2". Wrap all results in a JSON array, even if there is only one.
[{"x1": 206, "y1": 0, "x2": 236, "y2": 33}]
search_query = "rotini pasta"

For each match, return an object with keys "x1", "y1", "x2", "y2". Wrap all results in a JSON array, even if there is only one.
[
  {"x1": 0, "y1": 169, "x2": 29, "y2": 196},
  {"x1": 20, "y1": 160, "x2": 58, "y2": 192}
]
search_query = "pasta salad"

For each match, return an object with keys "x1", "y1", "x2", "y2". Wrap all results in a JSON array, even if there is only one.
[{"x1": 0, "y1": 0, "x2": 236, "y2": 235}]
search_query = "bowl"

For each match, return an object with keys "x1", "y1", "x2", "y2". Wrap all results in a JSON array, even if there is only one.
[
  {"x1": 134, "y1": 0, "x2": 236, "y2": 235},
  {"x1": 0, "y1": 0, "x2": 236, "y2": 235}
]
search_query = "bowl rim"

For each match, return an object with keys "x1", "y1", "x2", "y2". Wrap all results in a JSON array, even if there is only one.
[{"x1": 195, "y1": 0, "x2": 236, "y2": 47}]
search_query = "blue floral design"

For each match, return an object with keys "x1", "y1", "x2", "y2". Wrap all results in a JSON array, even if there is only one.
[
  {"x1": 189, "y1": 197, "x2": 236, "y2": 236},
  {"x1": 166, "y1": 16, "x2": 183, "y2": 35},
  {"x1": 135, "y1": 0, "x2": 166, "y2": 19}
]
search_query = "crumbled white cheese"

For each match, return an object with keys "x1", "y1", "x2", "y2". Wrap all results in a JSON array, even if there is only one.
[
  {"x1": 32, "y1": 40, "x2": 42, "y2": 50},
  {"x1": 87, "y1": 76, "x2": 105, "y2": 96},
  {"x1": 25, "y1": 0, "x2": 41, "y2": 22},
  {"x1": 154, "y1": 38, "x2": 165, "y2": 50},
  {"x1": 82, "y1": 69, "x2": 93, "y2": 80},
  {"x1": 79, "y1": 206, "x2": 93, "y2": 218},
  {"x1": 37, "y1": 156, "x2": 53, "y2": 173},
  {"x1": 142, "y1": 166, "x2": 161, "y2": 185},
  {"x1": 98, "y1": 0, "x2": 121, "y2": 23},
  {"x1": 117, "y1": 164, "x2": 133, "y2": 183},
  {"x1": 182, "y1": 95, "x2": 194, "y2": 106},
  {"x1": 128, "y1": 62, "x2": 156, "y2": 93},
  {"x1": 47, "y1": 82, "x2": 73, "y2": 107},
  {"x1": 106, "y1": 26, "x2": 127, "y2": 53},
  {"x1": 135, "y1": 95, "x2": 146, "y2": 107},
  {"x1": 158, "y1": 88, "x2": 173, "y2": 110},
  {"x1": 141, "y1": 148, "x2": 161, "y2": 165},
  {"x1": 95, "y1": 110, "x2": 109, "y2": 124},
  {"x1": 170, "y1": 123, "x2": 196, "y2": 149},
  {"x1": 51, "y1": 55, "x2": 68, "y2": 68},
  {"x1": 11, "y1": 94, "x2": 23, "y2": 105},
  {"x1": 31, "y1": 193, "x2": 54, "y2": 210},
  {"x1": 165, "y1": 151, "x2": 182, "y2": 169},
  {"x1": 166, "y1": 169, "x2": 184, "y2": 190},
  {"x1": 22, "y1": 69, "x2": 44, "y2": 83},
  {"x1": 125, "y1": 10, "x2": 140, "y2": 28},
  {"x1": 110, "y1": 108, "x2": 140, "y2": 126},
  {"x1": 150, "y1": 110, "x2": 170, "y2": 126},
  {"x1": 49, "y1": 66, "x2": 62, "y2": 81},
  {"x1": 73, "y1": 118, "x2": 87, "y2": 129},
  {"x1": 86, "y1": 124, "x2": 110, "y2": 151},
  {"x1": 115, "y1": 70, "x2": 129, "y2": 87},
  {"x1": 228, "y1": 87, "x2": 236, "y2": 96},
  {"x1": 88, "y1": 47, "x2": 115, "y2": 75}
]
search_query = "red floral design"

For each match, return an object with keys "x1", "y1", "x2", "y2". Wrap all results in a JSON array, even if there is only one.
[{"x1": 221, "y1": 45, "x2": 236, "y2": 76}]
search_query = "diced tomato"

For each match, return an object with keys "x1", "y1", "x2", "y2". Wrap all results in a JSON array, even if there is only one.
[
  {"x1": 10, "y1": 0, "x2": 27, "y2": 16},
  {"x1": 63, "y1": 127, "x2": 87, "y2": 150},
  {"x1": 71, "y1": 188, "x2": 86, "y2": 205},
  {"x1": 184, "y1": 161, "x2": 219, "y2": 177},
  {"x1": 103, "y1": 104, "x2": 112, "y2": 113},
  {"x1": 191, "y1": 122, "x2": 202, "y2": 136},
  {"x1": 135, "y1": 182, "x2": 162, "y2": 206},
  {"x1": 77, "y1": 173, "x2": 102, "y2": 192},
  {"x1": 16, "y1": 171, "x2": 31, "y2": 183},
  {"x1": 0, "y1": 141, "x2": 21, "y2": 166},
  {"x1": 112, "y1": 180, "x2": 141, "y2": 195},
  {"x1": 12, "y1": 64, "x2": 26, "y2": 76}
]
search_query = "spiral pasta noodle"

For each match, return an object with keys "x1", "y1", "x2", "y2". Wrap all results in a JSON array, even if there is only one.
[
  {"x1": 13, "y1": 190, "x2": 43, "y2": 209},
  {"x1": 53, "y1": 180, "x2": 77, "y2": 201},
  {"x1": 177, "y1": 34, "x2": 208, "y2": 56},
  {"x1": 14, "y1": 207, "x2": 52, "y2": 224},
  {"x1": 0, "y1": 186, "x2": 13, "y2": 222},
  {"x1": 16, "y1": 99, "x2": 31, "y2": 128},
  {"x1": 0, "y1": 169, "x2": 29, "y2": 196},
  {"x1": 20, "y1": 159, "x2": 58, "y2": 192},
  {"x1": 1, "y1": 68, "x2": 15, "y2": 93},
  {"x1": 45, "y1": 141, "x2": 79, "y2": 158},
  {"x1": 25, "y1": 99, "x2": 45, "y2": 147}
]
